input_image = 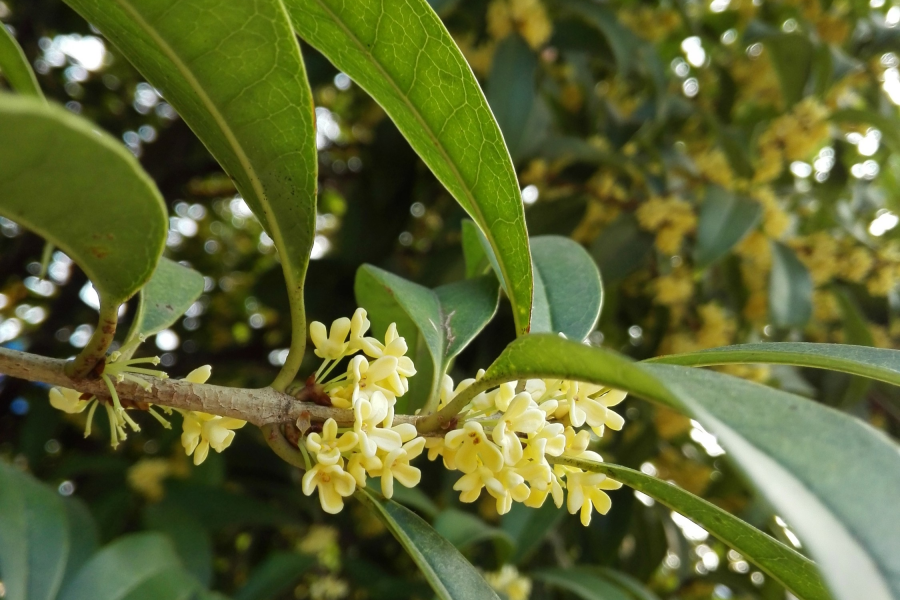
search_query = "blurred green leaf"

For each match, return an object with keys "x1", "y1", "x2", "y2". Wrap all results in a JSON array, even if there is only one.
[
  {"x1": 590, "y1": 214, "x2": 654, "y2": 284},
  {"x1": 487, "y1": 34, "x2": 537, "y2": 162},
  {"x1": 127, "y1": 258, "x2": 205, "y2": 341},
  {"x1": 0, "y1": 462, "x2": 70, "y2": 600},
  {"x1": 0, "y1": 95, "x2": 167, "y2": 305},
  {"x1": 554, "y1": 461, "x2": 830, "y2": 600},
  {"x1": 143, "y1": 502, "x2": 213, "y2": 587},
  {"x1": 502, "y1": 500, "x2": 565, "y2": 565},
  {"x1": 694, "y1": 186, "x2": 761, "y2": 268},
  {"x1": 769, "y1": 242, "x2": 812, "y2": 328},
  {"x1": 356, "y1": 264, "x2": 499, "y2": 411},
  {"x1": 433, "y1": 509, "x2": 514, "y2": 562},
  {"x1": 563, "y1": 0, "x2": 641, "y2": 76},
  {"x1": 831, "y1": 109, "x2": 900, "y2": 155},
  {"x1": 356, "y1": 489, "x2": 501, "y2": 600},
  {"x1": 650, "y1": 342, "x2": 900, "y2": 387},
  {"x1": 472, "y1": 334, "x2": 900, "y2": 600},
  {"x1": 531, "y1": 236, "x2": 603, "y2": 341},
  {"x1": 0, "y1": 24, "x2": 42, "y2": 98},
  {"x1": 285, "y1": 0, "x2": 533, "y2": 335},
  {"x1": 64, "y1": 0, "x2": 318, "y2": 388},
  {"x1": 60, "y1": 498, "x2": 99, "y2": 591},
  {"x1": 58, "y1": 533, "x2": 188, "y2": 600},
  {"x1": 115, "y1": 570, "x2": 201, "y2": 600},
  {"x1": 534, "y1": 567, "x2": 640, "y2": 600},
  {"x1": 234, "y1": 552, "x2": 314, "y2": 600},
  {"x1": 763, "y1": 33, "x2": 814, "y2": 107}
]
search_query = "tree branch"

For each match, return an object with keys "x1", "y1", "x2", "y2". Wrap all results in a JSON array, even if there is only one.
[{"x1": 0, "y1": 346, "x2": 420, "y2": 428}]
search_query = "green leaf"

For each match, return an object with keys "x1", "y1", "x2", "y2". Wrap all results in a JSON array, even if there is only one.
[
  {"x1": 531, "y1": 236, "x2": 603, "y2": 341},
  {"x1": 764, "y1": 33, "x2": 814, "y2": 107},
  {"x1": 117, "y1": 570, "x2": 201, "y2": 600},
  {"x1": 128, "y1": 258, "x2": 205, "y2": 340},
  {"x1": 501, "y1": 501, "x2": 564, "y2": 565},
  {"x1": 0, "y1": 95, "x2": 166, "y2": 305},
  {"x1": 831, "y1": 109, "x2": 900, "y2": 155},
  {"x1": 694, "y1": 186, "x2": 761, "y2": 268},
  {"x1": 461, "y1": 220, "x2": 490, "y2": 279},
  {"x1": 487, "y1": 34, "x2": 537, "y2": 162},
  {"x1": 58, "y1": 533, "x2": 184, "y2": 600},
  {"x1": 64, "y1": 0, "x2": 318, "y2": 389},
  {"x1": 433, "y1": 509, "x2": 514, "y2": 562},
  {"x1": 60, "y1": 498, "x2": 100, "y2": 590},
  {"x1": 355, "y1": 265, "x2": 499, "y2": 411},
  {"x1": 533, "y1": 567, "x2": 639, "y2": 600},
  {"x1": 285, "y1": 0, "x2": 533, "y2": 335},
  {"x1": 143, "y1": 502, "x2": 214, "y2": 587},
  {"x1": 0, "y1": 462, "x2": 70, "y2": 600},
  {"x1": 553, "y1": 460, "x2": 830, "y2": 600},
  {"x1": 769, "y1": 241, "x2": 812, "y2": 327},
  {"x1": 234, "y1": 552, "x2": 315, "y2": 600},
  {"x1": 589, "y1": 214, "x2": 654, "y2": 284},
  {"x1": 563, "y1": 0, "x2": 641, "y2": 76},
  {"x1": 356, "y1": 489, "x2": 501, "y2": 600},
  {"x1": 650, "y1": 342, "x2": 900, "y2": 387},
  {"x1": 0, "y1": 24, "x2": 43, "y2": 98},
  {"x1": 465, "y1": 334, "x2": 900, "y2": 600}
]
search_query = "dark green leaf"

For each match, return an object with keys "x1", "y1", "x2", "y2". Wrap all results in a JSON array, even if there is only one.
[
  {"x1": 501, "y1": 500, "x2": 565, "y2": 565},
  {"x1": 355, "y1": 265, "x2": 499, "y2": 411},
  {"x1": 563, "y1": 0, "x2": 641, "y2": 76},
  {"x1": 461, "y1": 219, "x2": 490, "y2": 279},
  {"x1": 650, "y1": 342, "x2": 900, "y2": 387},
  {"x1": 117, "y1": 570, "x2": 200, "y2": 600},
  {"x1": 285, "y1": 0, "x2": 533, "y2": 335},
  {"x1": 553, "y1": 460, "x2": 830, "y2": 600},
  {"x1": 769, "y1": 241, "x2": 812, "y2": 327},
  {"x1": 694, "y1": 186, "x2": 761, "y2": 268},
  {"x1": 64, "y1": 0, "x2": 318, "y2": 387},
  {"x1": 356, "y1": 489, "x2": 501, "y2": 600},
  {"x1": 0, "y1": 462, "x2": 70, "y2": 600},
  {"x1": 143, "y1": 502, "x2": 214, "y2": 587},
  {"x1": 589, "y1": 214, "x2": 654, "y2": 284},
  {"x1": 531, "y1": 236, "x2": 603, "y2": 341},
  {"x1": 60, "y1": 497, "x2": 99, "y2": 591},
  {"x1": 234, "y1": 552, "x2": 315, "y2": 600},
  {"x1": 764, "y1": 34, "x2": 814, "y2": 107},
  {"x1": 128, "y1": 258, "x2": 205, "y2": 340},
  {"x1": 0, "y1": 24, "x2": 42, "y2": 98},
  {"x1": 487, "y1": 34, "x2": 537, "y2": 162},
  {"x1": 58, "y1": 533, "x2": 183, "y2": 600},
  {"x1": 534, "y1": 567, "x2": 638, "y2": 600},
  {"x1": 0, "y1": 95, "x2": 167, "y2": 305},
  {"x1": 433, "y1": 509, "x2": 514, "y2": 561}
]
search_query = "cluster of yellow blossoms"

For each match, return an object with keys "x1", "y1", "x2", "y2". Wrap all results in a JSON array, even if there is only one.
[
  {"x1": 426, "y1": 371, "x2": 627, "y2": 526},
  {"x1": 300, "y1": 309, "x2": 426, "y2": 514},
  {"x1": 636, "y1": 196, "x2": 697, "y2": 255}
]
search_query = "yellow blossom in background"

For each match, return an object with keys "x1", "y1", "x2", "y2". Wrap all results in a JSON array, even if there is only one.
[
  {"x1": 636, "y1": 196, "x2": 697, "y2": 254},
  {"x1": 654, "y1": 269, "x2": 694, "y2": 306},
  {"x1": 693, "y1": 147, "x2": 736, "y2": 190},
  {"x1": 696, "y1": 303, "x2": 737, "y2": 349},
  {"x1": 127, "y1": 458, "x2": 171, "y2": 502},
  {"x1": 298, "y1": 524, "x2": 339, "y2": 555},
  {"x1": 485, "y1": 565, "x2": 533, "y2": 600},
  {"x1": 454, "y1": 35, "x2": 496, "y2": 77},
  {"x1": 753, "y1": 187, "x2": 790, "y2": 239},
  {"x1": 754, "y1": 98, "x2": 830, "y2": 184},
  {"x1": 840, "y1": 246, "x2": 875, "y2": 283},
  {"x1": 791, "y1": 232, "x2": 840, "y2": 285},
  {"x1": 487, "y1": 0, "x2": 552, "y2": 49},
  {"x1": 731, "y1": 49, "x2": 782, "y2": 108},
  {"x1": 619, "y1": 5, "x2": 681, "y2": 41},
  {"x1": 813, "y1": 290, "x2": 841, "y2": 323},
  {"x1": 309, "y1": 575, "x2": 349, "y2": 600}
]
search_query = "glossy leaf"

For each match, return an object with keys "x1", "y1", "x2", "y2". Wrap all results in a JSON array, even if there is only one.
[
  {"x1": 355, "y1": 264, "x2": 499, "y2": 411},
  {"x1": 0, "y1": 95, "x2": 167, "y2": 305},
  {"x1": 533, "y1": 567, "x2": 639, "y2": 600},
  {"x1": 769, "y1": 241, "x2": 812, "y2": 327},
  {"x1": 464, "y1": 334, "x2": 900, "y2": 600},
  {"x1": 461, "y1": 219, "x2": 490, "y2": 279},
  {"x1": 128, "y1": 258, "x2": 205, "y2": 340},
  {"x1": 531, "y1": 236, "x2": 603, "y2": 341},
  {"x1": 487, "y1": 34, "x2": 537, "y2": 162},
  {"x1": 554, "y1": 459, "x2": 830, "y2": 600},
  {"x1": 694, "y1": 186, "x2": 761, "y2": 268},
  {"x1": 284, "y1": 0, "x2": 533, "y2": 335},
  {"x1": 234, "y1": 553, "x2": 315, "y2": 600},
  {"x1": 0, "y1": 461, "x2": 70, "y2": 600},
  {"x1": 0, "y1": 24, "x2": 42, "y2": 98},
  {"x1": 356, "y1": 489, "x2": 501, "y2": 600},
  {"x1": 64, "y1": 0, "x2": 318, "y2": 389},
  {"x1": 58, "y1": 533, "x2": 185, "y2": 600},
  {"x1": 649, "y1": 342, "x2": 900, "y2": 387}
]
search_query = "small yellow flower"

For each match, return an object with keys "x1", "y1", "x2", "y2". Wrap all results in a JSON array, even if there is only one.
[
  {"x1": 354, "y1": 391, "x2": 402, "y2": 457},
  {"x1": 49, "y1": 387, "x2": 90, "y2": 414},
  {"x1": 485, "y1": 565, "x2": 532, "y2": 600},
  {"x1": 302, "y1": 463, "x2": 357, "y2": 514},
  {"x1": 445, "y1": 421, "x2": 504, "y2": 473},
  {"x1": 565, "y1": 469, "x2": 623, "y2": 526},
  {"x1": 181, "y1": 411, "x2": 246, "y2": 466},
  {"x1": 310, "y1": 317, "x2": 352, "y2": 360},
  {"x1": 127, "y1": 458, "x2": 171, "y2": 502},
  {"x1": 492, "y1": 392, "x2": 545, "y2": 464},
  {"x1": 306, "y1": 418, "x2": 359, "y2": 465},
  {"x1": 375, "y1": 437, "x2": 426, "y2": 498}
]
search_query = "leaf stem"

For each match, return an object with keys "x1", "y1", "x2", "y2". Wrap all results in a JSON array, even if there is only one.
[
  {"x1": 261, "y1": 423, "x2": 308, "y2": 469},
  {"x1": 271, "y1": 285, "x2": 307, "y2": 392},
  {"x1": 66, "y1": 300, "x2": 119, "y2": 379}
]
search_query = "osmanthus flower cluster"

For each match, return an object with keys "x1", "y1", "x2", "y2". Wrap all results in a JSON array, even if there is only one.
[
  {"x1": 426, "y1": 373, "x2": 627, "y2": 525},
  {"x1": 299, "y1": 309, "x2": 425, "y2": 514}
]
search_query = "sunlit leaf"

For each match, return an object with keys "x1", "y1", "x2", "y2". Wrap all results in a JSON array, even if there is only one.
[
  {"x1": 285, "y1": 0, "x2": 533, "y2": 335},
  {"x1": 64, "y1": 0, "x2": 318, "y2": 389},
  {"x1": 0, "y1": 95, "x2": 167, "y2": 306},
  {"x1": 356, "y1": 489, "x2": 501, "y2": 600},
  {"x1": 127, "y1": 258, "x2": 205, "y2": 340},
  {"x1": 0, "y1": 24, "x2": 43, "y2": 98}
]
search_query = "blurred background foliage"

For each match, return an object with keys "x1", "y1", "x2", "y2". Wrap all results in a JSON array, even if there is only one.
[{"x1": 1, "y1": 0, "x2": 900, "y2": 598}]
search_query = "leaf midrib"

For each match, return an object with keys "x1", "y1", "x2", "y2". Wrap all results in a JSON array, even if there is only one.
[
  {"x1": 111, "y1": 0, "x2": 298, "y2": 292},
  {"x1": 304, "y1": 0, "x2": 522, "y2": 323}
]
